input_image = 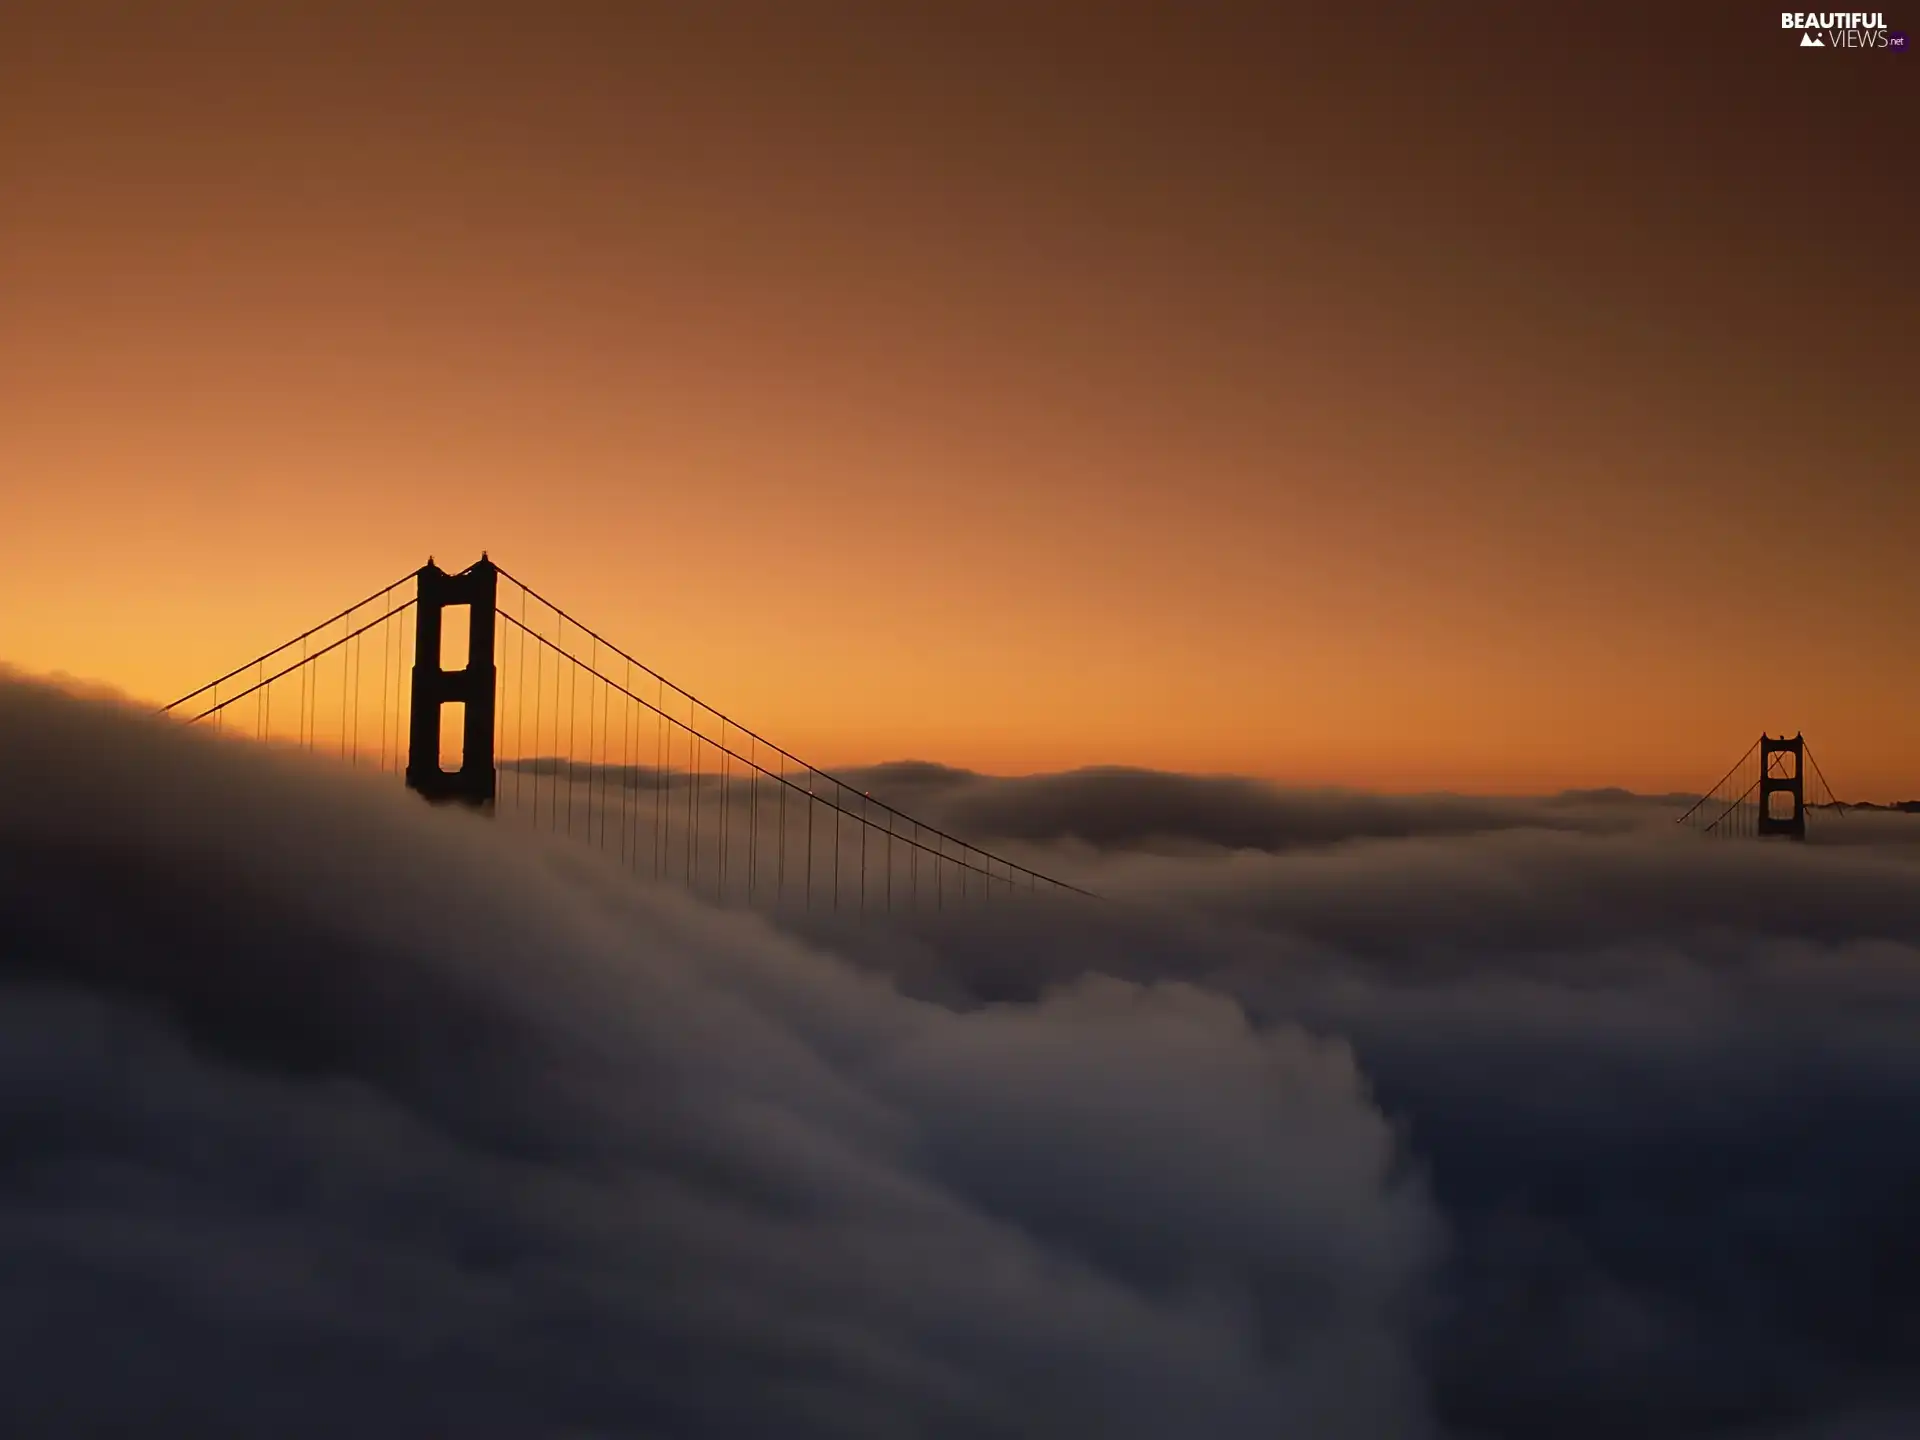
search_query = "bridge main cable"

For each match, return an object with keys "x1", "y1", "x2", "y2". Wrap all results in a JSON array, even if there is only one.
[
  {"x1": 493, "y1": 564, "x2": 1098, "y2": 899},
  {"x1": 499, "y1": 617, "x2": 1065, "y2": 893},
  {"x1": 1675, "y1": 737, "x2": 1760, "y2": 830},
  {"x1": 161, "y1": 572, "x2": 418, "y2": 714}
]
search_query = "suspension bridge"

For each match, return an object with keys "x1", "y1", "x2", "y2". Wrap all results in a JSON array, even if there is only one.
[
  {"x1": 162, "y1": 555, "x2": 1094, "y2": 916},
  {"x1": 1675, "y1": 733, "x2": 1847, "y2": 840},
  {"x1": 160, "y1": 555, "x2": 1859, "y2": 899}
]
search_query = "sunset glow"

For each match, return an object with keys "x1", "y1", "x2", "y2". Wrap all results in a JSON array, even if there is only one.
[{"x1": 2, "y1": 5, "x2": 1911, "y2": 796}]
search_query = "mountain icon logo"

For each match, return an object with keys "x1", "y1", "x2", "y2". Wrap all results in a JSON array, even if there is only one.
[{"x1": 1800, "y1": 31, "x2": 1825, "y2": 45}]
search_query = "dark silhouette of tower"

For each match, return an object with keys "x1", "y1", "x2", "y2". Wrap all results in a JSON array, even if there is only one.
[
  {"x1": 1757, "y1": 732, "x2": 1806, "y2": 840},
  {"x1": 405, "y1": 556, "x2": 497, "y2": 808}
]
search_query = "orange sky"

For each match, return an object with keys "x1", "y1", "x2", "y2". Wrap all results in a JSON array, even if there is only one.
[{"x1": 2, "y1": 3, "x2": 1914, "y2": 797}]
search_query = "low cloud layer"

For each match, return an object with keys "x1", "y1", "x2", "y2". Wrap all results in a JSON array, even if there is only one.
[
  {"x1": 0, "y1": 679, "x2": 1432, "y2": 1438},
  {"x1": 809, "y1": 831, "x2": 1920, "y2": 1438},
  {"x1": 4, "y1": 677, "x2": 1918, "y2": 1437},
  {"x1": 844, "y1": 761, "x2": 1687, "y2": 854}
]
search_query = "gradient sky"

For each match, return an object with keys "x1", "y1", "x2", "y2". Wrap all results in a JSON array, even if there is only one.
[{"x1": 2, "y1": 2, "x2": 1913, "y2": 795}]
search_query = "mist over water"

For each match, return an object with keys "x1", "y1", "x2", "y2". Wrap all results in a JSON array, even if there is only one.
[{"x1": 4, "y1": 676, "x2": 1918, "y2": 1438}]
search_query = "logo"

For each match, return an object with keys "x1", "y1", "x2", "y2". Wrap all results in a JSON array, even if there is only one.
[{"x1": 1781, "y1": 10, "x2": 1897, "y2": 46}]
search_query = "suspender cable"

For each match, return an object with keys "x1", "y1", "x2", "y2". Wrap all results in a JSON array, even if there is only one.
[
  {"x1": 747, "y1": 735, "x2": 758, "y2": 906},
  {"x1": 686, "y1": 724, "x2": 699, "y2": 892},
  {"x1": 564, "y1": 620, "x2": 579, "y2": 839}
]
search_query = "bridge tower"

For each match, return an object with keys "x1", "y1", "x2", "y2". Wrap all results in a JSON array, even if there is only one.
[
  {"x1": 405, "y1": 556, "x2": 497, "y2": 808},
  {"x1": 1757, "y1": 733, "x2": 1806, "y2": 840}
]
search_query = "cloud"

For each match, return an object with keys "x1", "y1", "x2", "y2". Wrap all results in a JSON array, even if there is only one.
[
  {"x1": 804, "y1": 831, "x2": 1920, "y2": 1439},
  {"x1": 0, "y1": 678, "x2": 1435, "y2": 1438},
  {"x1": 842, "y1": 762, "x2": 1687, "y2": 854},
  {"x1": 5, "y1": 675, "x2": 1919, "y2": 1437}
]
